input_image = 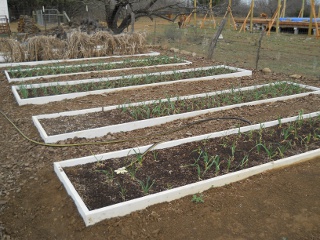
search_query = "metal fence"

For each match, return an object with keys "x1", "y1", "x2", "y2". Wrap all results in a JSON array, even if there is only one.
[{"x1": 34, "y1": 9, "x2": 70, "y2": 26}]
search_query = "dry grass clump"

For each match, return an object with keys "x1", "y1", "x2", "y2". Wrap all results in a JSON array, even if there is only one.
[
  {"x1": 0, "y1": 38, "x2": 26, "y2": 62},
  {"x1": 65, "y1": 31, "x2": 95, "y2": 59},
  {"x1": 26, "y1": 36, "x2": 66, "y2": 61},
  {"x1": 0, "y1": 31, "x2": 147, "y2": 62}
]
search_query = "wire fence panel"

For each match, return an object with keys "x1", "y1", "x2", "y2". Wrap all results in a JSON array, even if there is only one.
[
  {"x1": 148, "y1": 18, "x2": 320, "y2": 78},
  {"x1": 4, "y1": 13, "x2": 319, "y2": 79}
]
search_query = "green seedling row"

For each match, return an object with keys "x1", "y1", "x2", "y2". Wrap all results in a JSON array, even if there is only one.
[
  {"x1": 119, "y1": 82, "x2": 309, "y2": 120},
  {"x1": 9, "y1": 55, "x2": 182, "y2": 78},
  {"x1": 18, "y1": 67, "x2": 235, "y2": 99}
]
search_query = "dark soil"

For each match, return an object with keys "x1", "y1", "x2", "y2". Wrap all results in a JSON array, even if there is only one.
[
  {"x1": 65, "y1": 118, "x2": 320, "y2": 210},
  {"x1": 0, "y1": 48, "x2": 320, "y2": 240}
]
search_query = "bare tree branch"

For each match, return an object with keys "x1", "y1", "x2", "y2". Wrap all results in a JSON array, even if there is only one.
[{"x1": 102, "y1": 0, "x2": 184, "y2": 34}]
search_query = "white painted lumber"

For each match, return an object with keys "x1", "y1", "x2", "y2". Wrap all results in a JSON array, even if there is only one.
[
  {"x1": 13, "y1": 66, "x2": 252, "y2": 105},
  {"x1": 0, "y1": 51, "x2": 160, "y2": 68},
  {"x1": 54, "y1": 112, "x2": 320, "y2": 226},
  {"x1": 6, "y1": 58, "x2": 192, "y2": 83},
  {"x1": 32, "y1": 83, "x2": 320, "y2": 143}
]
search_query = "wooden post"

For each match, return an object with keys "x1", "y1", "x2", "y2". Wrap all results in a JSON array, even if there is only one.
[
  {"x1": 131, "y1": 12, "x2": 135, "y2": 33},
  {"x1": 207, "y1": 18, "x2": 226, "y2": 59},
  {"x1": 276, "y1": 0, "x2": 281, "y2": 34},
  {"x1": 153, "y1": 19, "x2": 156, "y2": 45},
  {"x1": 126, "y1": 5, "x2": 129, "y2": 32},
  {"x1": 281, "y1": 0, "x2": 286, "y2": 18},
  {"x1": 209, "y1": 0, "x2": 216, "y2": 29},
  {"x1": 313, "y1": 4, "x2": 319, "y2": 38},
  {"x1": 300, "y1": 0, "x2": 305, "y2": 18},
  {"x1": 240, "y1": 1, "x2": 253, "y2": 33},
  {"x1": 43, "y1": 6, "x2": 47, "y2": 35},
  {"x1": 267, "y1": 7, "x2": 280, "y2": 35},
  {"x1": 86, "y1": 5, "x2": 89, "y2": 34},
  {"x1": 308, "y1": 0, "x2": 314, "y2": 36},
  {"x1": 228, "y1": 0, "x2": 232, "y2": 29},
  {"x1": 249, "y1": 0, "x2": 254, "y2": 32},
  {"x1": 309, "y1": 0, "x2": 319, "y2": 38}
]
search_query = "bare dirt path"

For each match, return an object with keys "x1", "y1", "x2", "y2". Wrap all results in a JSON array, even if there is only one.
[{"x1": 0, "y1": 49, "x2": 319, "y2": 239}]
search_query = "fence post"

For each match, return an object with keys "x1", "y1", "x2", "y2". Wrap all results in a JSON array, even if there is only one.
[
  {"x1": 308, "y1": 0, "x2": 314, "y2": 36},
  {"x1": 131, "y1": 12, "x2": 135, "y2": 33},
  {"x1": 276, "y1": 0, "x2": 281, "y2": 34},
  {"x1": 207, "y1": 18, "x2": 226, "y2": 60},
  {"x1": 42, "y1": 6, "x2": 47, "y2": 35},
  {"x1": 153, "y1": 18, "x2": 157, "y2": 45},
  {"x1": 249, "y1": 0, "x2": 254, "y2": 32}
]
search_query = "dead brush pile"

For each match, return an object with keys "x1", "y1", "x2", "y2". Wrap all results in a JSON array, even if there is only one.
[
  {"x1": 0, "y1": 38, "x2": 26, "y2": 62},
  {"x1": 77, "y1": 31, "x2": 147, "y2": 56},
  {"x1": 0, "y1": 31, "x2": 147, "y2": 62},
  {"x1": 111, "y1": 32, "x2": 147, "y2": 55},
  {"x1": 26, "y1": 35, "x2": 66, "y2": 61},
  {"x1": 65, "y1": 31, "x2": 94, "y2": 59},
  {"x1": 128, "y1": 32, "x2": 147, "y2": 53},
  {"x1": 90, "y1": 31, "x2": 116, "y2": 56}
]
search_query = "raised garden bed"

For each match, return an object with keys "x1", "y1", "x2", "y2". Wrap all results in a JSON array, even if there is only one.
[
  {"x1": 12, "y1": 65, "x2": 251, "y2": 105},
  {"x1": 0, "y1": 51, "x2": 160, "y2": 68},
  {"x1": 33, "y1": 82, "x2": 320, "y2": 143},
  {"x1": 5, "y1": 55, "x2": 191, "y2": 82},
  {"x1": 54, "y1": 112, "x2": 320, "y2": 226}
]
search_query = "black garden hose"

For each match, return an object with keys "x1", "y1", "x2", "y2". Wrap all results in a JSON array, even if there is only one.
[{"x1": 0, "y1": 109, "x2": 251, "y2": 148}]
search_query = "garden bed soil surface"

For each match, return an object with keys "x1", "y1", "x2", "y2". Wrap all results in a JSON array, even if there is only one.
[
  {"x1": 0, "y1": 49, "x2": 320, "y2": 239},
  {"x1": 39, "y1": 83, "x2": 315, "y2": 135},
  {"x1": 65, "y1": 118, "x2": 320, "y2": 210}
]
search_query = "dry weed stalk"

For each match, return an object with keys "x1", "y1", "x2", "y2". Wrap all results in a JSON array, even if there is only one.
[{"x1": 0, "y1": 38, "x2": 25, "y2": 62}]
